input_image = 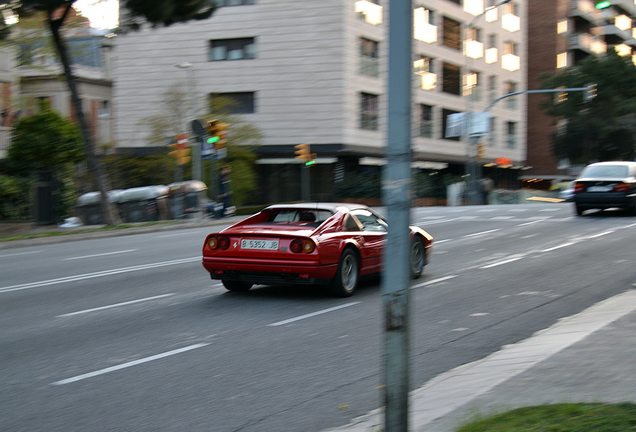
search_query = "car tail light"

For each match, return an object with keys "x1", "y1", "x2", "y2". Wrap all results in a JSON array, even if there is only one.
[
  {"x1": 614, "y1": 183, "x2": 633, "y2": 192},
  {"x1": 290, "y1": 238, "x2": 315, "y2": 253},
  {"x1": 207, "y1": 236, "x2": 219, "y2": 250},
  {"x1": 218, "y1": 236, "x2": 231, "y2": 250},
  {"x1": 574, "y1": 182, "x2": 586, "y2": 193}
]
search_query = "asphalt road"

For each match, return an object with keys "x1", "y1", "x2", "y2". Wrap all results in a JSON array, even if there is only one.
[{"x1": 1, "y1": 203, "x2": 635, "y2": 432}]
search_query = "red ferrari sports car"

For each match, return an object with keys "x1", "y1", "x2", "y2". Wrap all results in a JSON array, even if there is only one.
[{"x1": 202, "y1": 203, "x2": 433, "y2": 297}]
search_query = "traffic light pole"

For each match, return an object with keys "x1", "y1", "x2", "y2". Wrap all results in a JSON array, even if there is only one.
[{"x1": 301, "y1": 163, "x2": 310, "y2": 201}]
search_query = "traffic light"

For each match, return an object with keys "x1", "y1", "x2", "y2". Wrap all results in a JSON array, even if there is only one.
[
  {"x1": 295, "y1": 143, "x2": 310, "y2": 161},
  {"x1": 555, "y1": 86, "x2": 568, "y2": 104},
  {"x1": 476, "y1": 142, "x2": 487, "y2": 159},
  {"x1": 583, "y1": 83, "x2": 597, "y2": 103},
  {"x1": 168, "y1": 134, "x2": 191, "y2": 165},
  {"x1": 595, "y1": 1, "x2": 610, "y2": 9},
  {"x1": 206, "y1": 119, "x2": 229, "y2": 150}
]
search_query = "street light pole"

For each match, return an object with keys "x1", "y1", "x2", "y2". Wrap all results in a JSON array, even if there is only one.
[
  {"x1": 464, "y1": 0, "x2": 512, "y2": 205},
  {"x1": 174, "y1": 62, "x2": 201, "y2": 182}
]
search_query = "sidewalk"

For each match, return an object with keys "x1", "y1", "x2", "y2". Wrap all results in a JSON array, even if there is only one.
[
  {"x1": 0, "y1": 215, "x2": 243, "y2": 250},
  {"x1": 325, "y1": 287, "x2": 636, "y2": 432}
]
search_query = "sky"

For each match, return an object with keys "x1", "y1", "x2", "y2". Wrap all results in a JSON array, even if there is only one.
[{"x1": 74, "y1": 0, "x2": 119, "y2": 30}]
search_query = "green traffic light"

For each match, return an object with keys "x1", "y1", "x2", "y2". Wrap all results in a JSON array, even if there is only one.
[
  {"x1": 595, "y1": 1, "x2": 610, "y2": 9},
  {"x1": 207, "y1": 136, "x2": 219, "y2": 144},
  {"x1": 305, "y1": 160, "x2": 316, "y2": 166}
]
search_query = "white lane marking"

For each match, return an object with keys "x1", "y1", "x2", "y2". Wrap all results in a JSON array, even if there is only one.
[
  {"x1": 412, "y1": 275, "x2": 457, "y2": 289},
  {"x1": 477, "y1": 209, "x2": 496, "y2": 212},
  {"x1": 451, "y1": 328, "x2": 469, "y2": 332},
  {"x1": 492, "y1": 216, "x2": 514, "y2": 220},
  {"x1": 57, "y1": 294, "x2": 175, "y2": 317},
  {"x1": 480, "y1": 256, "x2": 524, "y2": 269},
  {"x1": 539, "y1": 208, "x2": 559, "y2": 212},
  {"x1": 470, "y1": 313, "x2": 490, "y2": 317},
  {"x1": 63, "y1": 249, "x2": 137, "y2": 261},
  {"x1": 0, "y1": 250, "x2": 43, "y2": 258},
  {"x1": 587, "y1": 230, "x2": 614, "y2": 239},
  {"x1": 420, "y1": 216, "x2": 446, "y2": 220},
  {"x1": 625, "y1": 223, "x2": 636, "y2": 228},
  {"x1": 518, "y1": 220, "x2": 543, "y2": 226},
  {"x1": 433, "y1": 239, "x2": 451, "y2": 244},
  {"x1": 462, "y1": 229, "x2": 500, "y2": 238},
  {"x1": 325, "y1": 289, "x2": 636, "y2": 432},
  {"x1": 541, "y1": 242, "x2": 574, "y2": 252},
  {"x1": 52, "y1": 343, "x2": 209, "y2": 385},
  {"x1": 0, "y1": 257, "x2": 200, "y2": 294},
  {"x1": 269, "y1": 302, "x2": 360, "y2": 327}
]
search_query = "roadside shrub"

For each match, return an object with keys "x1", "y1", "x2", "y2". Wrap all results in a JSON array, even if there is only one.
[{"x1": 0, "y1": 175, "x2": 33, "y2": 220}]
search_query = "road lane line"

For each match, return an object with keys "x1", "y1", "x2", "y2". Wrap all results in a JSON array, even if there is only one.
[
  {"x1": 63, "y1": 249, "x2": 137, "y2": 261},
  {"x1": 412, "y1": 275, "x2": 457, "y2": 289},
  {"x1": 517, "y1": 220, "x2": 543, "y2": 227},
  {"x1": 269, "y1": 302, "x2": 360, "y2": 327},
  {"x1": 587, "y1": 230, "x2": 614, "y2": 239},
  {"x1": 52, "y1": 343, "x2": 209, "y2": 385},
  {"x1": 480, "y1": 256, "x2": 524, "y2": 269},
  {"x1": 0, "y1": 257, "x2": 200, "y2": 294},
  {"x1": 0, "y1": 250, "x2": 43, "y2": 258},
  {"x1": 541, "y1": 242, "x2": 575, "y2": 252},
  {"x1": 57, "y1": 294, "x2": 175, "y2": 317},
  {"x1": 462, "y1": 229, "x2": 500, "y2": 238}
]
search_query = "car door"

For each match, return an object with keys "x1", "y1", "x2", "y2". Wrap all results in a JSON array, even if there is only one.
[{"x1": 349, "y1": 209, "x2": 387, "y2": 275}]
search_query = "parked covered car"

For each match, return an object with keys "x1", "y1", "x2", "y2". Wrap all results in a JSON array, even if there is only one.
[
  {"x1": 118, "y1": 185, "x2": 169, "y2": 222},
  {"x1": 75, "y1": 190, "x2": 123, "y2": 225}
]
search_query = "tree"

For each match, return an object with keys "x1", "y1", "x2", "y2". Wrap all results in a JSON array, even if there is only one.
[
  {"x1": 0, "y1": 0, "x2": 217, "y2": 225},
  {"x1": 539, "y1": 50, "x2": 636, "y2": 164}
]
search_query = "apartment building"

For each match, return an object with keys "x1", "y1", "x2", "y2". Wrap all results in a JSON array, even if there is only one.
[
  {"x1": 113, "y1": 0, "x2": 526, "y2": 203},
  {"x1": 527, "y1": 0, "x2": 636, "y2": 179}
]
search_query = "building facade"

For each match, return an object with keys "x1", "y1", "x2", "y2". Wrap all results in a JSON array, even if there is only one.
[
  {"x1": 526, "y1": 0, "x2": 636, "y2": 180},
  {"x1": 113, "y1": 0, "x2": 526, "y2": 203}
]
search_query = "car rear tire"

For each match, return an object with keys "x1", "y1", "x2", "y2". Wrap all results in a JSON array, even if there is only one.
[
  {"x1": 222, "y1": 280, "x2": 252, "y2": 292},
  {"x1": 575, "y1": 204, "x2": 585, "y2": 216},
  {"x1": 410, "y1": 237, "x2": 425, "y2": 279},
  {"x1": 330, "y1": 248, "x2": 359, "y2": 297}
]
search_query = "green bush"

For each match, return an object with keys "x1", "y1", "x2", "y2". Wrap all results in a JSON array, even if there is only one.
[{"x1": 0, "y1": 175, "x2": 33, "y2": 220}]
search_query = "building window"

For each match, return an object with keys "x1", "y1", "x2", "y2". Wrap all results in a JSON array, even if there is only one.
[
  {"x1": 442, "y1": 16, "x2": 461, "y2": 50},
  {"x1": 488, "y1": 75, "x2": 497, "y2": 102},
  {"x1": 414, "y1": 56, "x2": 436, "y2": 90},
  {"x1": 209, "y1": 92, "x2": 255, "y2": 114},
  {"x1": 501, "y1": 3, "x2": 520, "y2": 32},
  {"x1": 464, "y1": 71, "x2": 481, "y2": 100},
  {"x1": 464, "y1": 0, "x2": 484, "y2": 16},
  {"x1": 557, "y1": 20, "x2": 568, "y2": 34},
  {"x1": 442, "y1": 108, "x2": 461, "y2": 141},
  {"x1": 359, "y1": 38, "x2": 379, "y2": 77},
  {"x1": 442, "y1": 62, "x2": 461, "y2": 96},
  {"x1": 419, "y1": 104, "x2": 433, "y2": 137},
  {"x1": 557, "y1": 52, "x2": 568, "y2": 68},
  {"x1": 446, "y1": 0, "x2": 460, "y2": 4},
  {"x1": 355, "y1": 0, "x2": 383, "y2": 25},
  {"x1": 485, "y1": 33, "x2": 498, "y2": 63},
  {"x1": 414, "y1": 7, "x2": 437, "y2": 43},
  {"x1": 209, "y1": 38, "x2": 256, "y2": 61},
  {"x1": 98, "y1": 100, "x2": 110, "y2": 117},
  {"x1": 506, "y1": 121, "x2": 516, "y2": 148},
  {"x1": 488, "y1": 117, "x2": 496, "y2": 146},
  {"x1": 504, "y1": 81, "x2": 517, "y2": 109},
  {"x1": 215, "y1": 0, "x2": 255, "y2": 6},
  {"x1": 360, "y1": 92, "x2": 379, "y2": 130},
  {"x1": 465, "y1": 27, "x2": 484, "y2": 59}
]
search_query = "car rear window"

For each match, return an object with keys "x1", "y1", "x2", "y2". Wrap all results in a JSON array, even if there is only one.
[
  {"x1": 267, "y1": 209, "x2": 333, "y2": 225},
  {"x1": 580, "y1": 165, "x2": 629, "y2": 179}
]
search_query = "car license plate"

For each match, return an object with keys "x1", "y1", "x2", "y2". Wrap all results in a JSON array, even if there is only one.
[
  {"x1": 588, "y1": 186, "x2": 612, "y2": 192},
  {"x1": 241, "y1": 239, "x2": 279, "y2": 250}
]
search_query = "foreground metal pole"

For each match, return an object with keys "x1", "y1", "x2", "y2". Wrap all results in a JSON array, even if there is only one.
[{"x1": 382, "y1": 0, "x2": 412, "y2": 430}]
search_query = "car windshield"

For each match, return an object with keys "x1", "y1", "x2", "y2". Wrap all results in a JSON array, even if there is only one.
[
  {"x1": 580, "y1": 165, "x2": 629, "y2": 179},
  {"x1": 267, "y1": 209, "x2": 333, "y2": 226}
]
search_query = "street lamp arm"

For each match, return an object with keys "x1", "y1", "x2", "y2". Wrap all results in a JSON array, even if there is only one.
[{"x1": 485, "y1": 87, "x2": 589, "y2": 111}]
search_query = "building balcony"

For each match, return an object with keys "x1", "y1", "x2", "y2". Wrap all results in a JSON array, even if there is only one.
[
  {"x1": 485, "y1": 47, "x2": 498, "y2": 64},
  {"x1": 418, "y1": 72, "x2": 437, "y2": 90},
  {"x1": 569, "y1": 0, "x2": 600, "y2": 24},
  {"x1": 502, "y1": 13, "x2": 520, "y2": 32},
  {"x1": 570, "y1": 32, "x2": 607, "y2": 54},
  {"x1": 355, "y1": 0, "x2": 383, "y2": 25},
  {"x1": 502, "y1": 53, "x2": 520, "y2": 71},
  {"x1": 464, "y1": 40, "x2": 484, "y2": 59}
]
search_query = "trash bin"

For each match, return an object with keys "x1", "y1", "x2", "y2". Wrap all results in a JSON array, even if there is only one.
[
  {"x1": 118, "y1": 185, "x2": 169, "y2": 223},
  {"x1": 167, "y1": 180, "x2": 208, "y2": 219},
  {"x1": 75, "y1": 190, "x2": 123, "y2": 225}
]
